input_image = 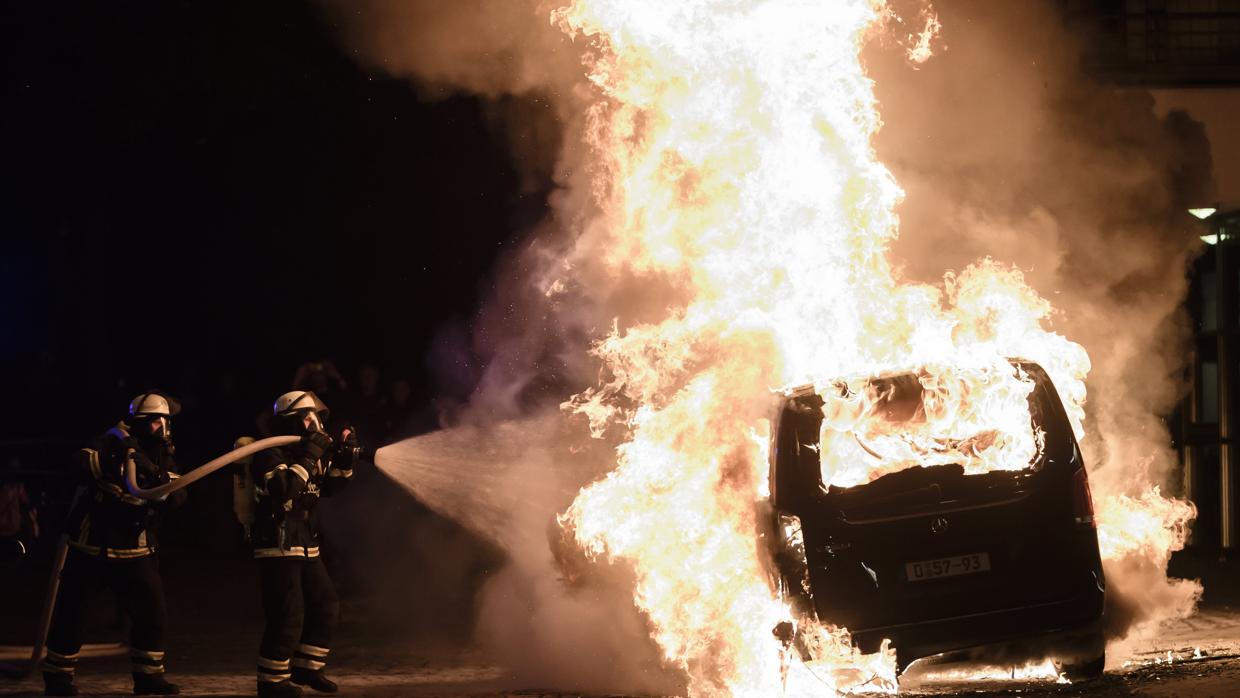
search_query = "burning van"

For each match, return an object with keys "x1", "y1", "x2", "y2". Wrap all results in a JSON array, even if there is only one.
[{"x1": 767, "y1": 360, "x2": 1106, "y2": 679}]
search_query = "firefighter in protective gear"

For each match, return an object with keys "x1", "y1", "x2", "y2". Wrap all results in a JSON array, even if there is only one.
[
  {"x1": 251, "y1": 391, "x2": 357, "y2": 697},
  {"x1": 45, "y1": 393, "x2": 185, "y2": 697}
]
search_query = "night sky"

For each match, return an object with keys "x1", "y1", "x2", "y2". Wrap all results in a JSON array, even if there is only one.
[
  {"x1": 2, "y1": 1, "x2": 541, "y2": 443},
  {"x1": 3, "y1": 2, "x2": 1238, "y2": 448}
]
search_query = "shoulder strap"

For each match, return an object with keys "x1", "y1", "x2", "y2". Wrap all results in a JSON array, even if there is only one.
[{"x1": 74, "y1": 448, "x2": 102, "y2": 481}]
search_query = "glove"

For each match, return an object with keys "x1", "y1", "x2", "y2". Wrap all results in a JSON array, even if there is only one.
[
  {"x1": 298, "y1": 431, "x2": 333, "y2": 467},
  {"x1": 131, "y1": 451, "x2": 161, "y2": 479},
  {"x1": 335, "y1": 428, "x2": 360, "y2": 469},
  {"x1": 339, "y1": 427, "x2": 359, "y2": 451}
]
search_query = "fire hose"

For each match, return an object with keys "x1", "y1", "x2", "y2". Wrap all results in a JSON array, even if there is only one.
[
  {"x1": 121, "y1": 434, "x2": 300, "y2": 500},
  {"x1": 14, "y1": 435, "x2": 300, "y2": 678}
]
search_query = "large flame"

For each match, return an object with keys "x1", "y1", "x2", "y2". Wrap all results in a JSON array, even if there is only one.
[{"x1": 550, "y1": 1, "x2": 1193, "y2": 695}]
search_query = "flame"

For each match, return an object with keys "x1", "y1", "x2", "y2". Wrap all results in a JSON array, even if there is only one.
[
  {"x1": 913, "y1": 658, "x2": 1064, "y2": 684},
  {"x1": 1097, "y1": 487, "x2": 1194, "y2": 562},
  {"x1": 896, "y1": 5, "x2": 941, "y2": 66},
  {"x1": 817, "y1": 361, "x2": 1046, "y2": 488},
  {"x1": 548, "y1": 0, "x2": 1194, "y2": 695}
]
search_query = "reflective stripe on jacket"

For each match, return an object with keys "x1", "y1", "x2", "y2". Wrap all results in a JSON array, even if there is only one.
[{"x1": 64, "y1": 428, "x2": 182, "y2": 560}]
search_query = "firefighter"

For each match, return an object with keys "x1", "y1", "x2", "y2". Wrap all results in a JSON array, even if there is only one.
[
  {"x1": 44, "y1": 393, "x2": 185, "y2": 696},
  {"x1": 251, "y1": 391, "x2": 358, "y2": 697}
]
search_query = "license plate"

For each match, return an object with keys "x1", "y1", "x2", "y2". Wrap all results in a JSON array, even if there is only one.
[{"x1": 905, "y1": 553, "x2": 991, "y2": 581}]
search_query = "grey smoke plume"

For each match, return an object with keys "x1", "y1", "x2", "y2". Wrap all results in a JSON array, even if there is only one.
[
  {"x1": 868, "y1": 0, "x2": 1210, "y2": 646},
  {"x1": 319, "y1": 0, "x2": 587, "y2": 192},
  {"x1": 324, "y1": 0, "x2": 1212, "y2": 683}
]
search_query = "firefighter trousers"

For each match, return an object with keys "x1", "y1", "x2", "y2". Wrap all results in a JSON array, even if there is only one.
[
  {"x1": 45, "y1": 548, "x2": 169, "y2": 677},
  {"x1": 257, "y1": 556, "x2": 339, "y2": 683}
]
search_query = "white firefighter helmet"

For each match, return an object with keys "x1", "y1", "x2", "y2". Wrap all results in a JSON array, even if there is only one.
[
  {"x1": 129, "y1": 392, "x2": 182, "y2": 417},
  {"x1": 273, "y1": 390, "x2": 330, "y2": 419}
]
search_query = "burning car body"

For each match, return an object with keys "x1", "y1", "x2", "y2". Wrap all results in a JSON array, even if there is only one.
[{"x1": 767, "y1": 360, "x2": 1106, "y2": 679}]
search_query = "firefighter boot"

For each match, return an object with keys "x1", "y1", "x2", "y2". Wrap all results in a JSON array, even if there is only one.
[
  {"x1": 257, "y1": 679, "x2": 303, "y2": 698},
  {"x1": 132, "y1": 672, "x2": 180, "y2": 695},
  {"x1": 291, "y1": 668, "x2": 338, "y2": 694},
  {"x1": 42, "y1": 672, "x2": 78, "y2": 697}
]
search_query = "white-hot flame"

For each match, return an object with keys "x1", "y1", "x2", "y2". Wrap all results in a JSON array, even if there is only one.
[
  {"x1": 549, "y1": 1, "x2": 1194, "y2": 695},
  {"x1": 818, "y1": 362, "x2": 1045, "y2": 488}
]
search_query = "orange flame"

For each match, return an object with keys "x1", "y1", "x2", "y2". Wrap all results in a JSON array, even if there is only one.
[{"x1": 550, "y1": 0, "x2": 1193, "y2": 694}]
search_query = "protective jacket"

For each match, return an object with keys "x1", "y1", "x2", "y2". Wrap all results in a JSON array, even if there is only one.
[
  {"x1": 249, "y1": 441, "x2": 353, "y2": 559},
  {"x1": 66, "y1": 426, "x2": 183, "y2": 560}
]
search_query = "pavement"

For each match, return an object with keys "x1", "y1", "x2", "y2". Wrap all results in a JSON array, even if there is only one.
[
  {"x1": 4, "y1": 543, "x2": 1240, "y2": 697},
  {"x1": 899, "y1": 609, "x2": 1240, "y2": 697}
]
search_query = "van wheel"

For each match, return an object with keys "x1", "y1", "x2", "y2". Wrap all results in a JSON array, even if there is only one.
[{"x1": 1056, "y1": 651, "x2": 1105, "y2": 682}]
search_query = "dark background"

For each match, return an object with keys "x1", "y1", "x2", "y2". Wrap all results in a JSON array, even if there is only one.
[
  {"x1": 1, "y1": 0, "x2": 519, "y2": 648},
  {"x1": 1, "y1": 0, "x2": 540, "y2": 448}
]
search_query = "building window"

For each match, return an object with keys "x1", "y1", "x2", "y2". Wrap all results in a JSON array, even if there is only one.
[
  {"x1": 1201, "y1": 360, "x2": 1220, "y2": 423},
  {"x1": 1202, "y1": 270, "x2": 1218, "y2": 331}
]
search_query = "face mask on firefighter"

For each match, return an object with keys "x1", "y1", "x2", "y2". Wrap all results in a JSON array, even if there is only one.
[
  {"x1": 128, "y1": 392, "x2": 180, "y2": 446},
  {"x1": 148, "y1": 415, "x2": 171, "y2": 442},
  {"x1": 302, "y1": 411, "x2": 324, "y2": 434}
]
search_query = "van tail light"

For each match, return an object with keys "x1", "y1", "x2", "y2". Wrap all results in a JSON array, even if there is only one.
[{"x1": 1072, "y1": 467, "x2": 1095, "y2": 527}]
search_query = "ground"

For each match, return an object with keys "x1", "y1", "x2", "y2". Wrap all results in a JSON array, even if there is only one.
[
  {"x1": 902, "y1": 607, "x2": 1240, "y2": 697},
  {"x1": 3, "y1": 550, "x2": 1240, "y2": 697},
  {"x1": 4, "y1": 618, "x2": 1240, "y2": 696}
]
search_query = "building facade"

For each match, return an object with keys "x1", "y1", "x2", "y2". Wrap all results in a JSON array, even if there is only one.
[
  {"x1": 1061, "y1": 0, "x2": 1240, "y2": 87},
  {"x1": 1184, "y1": 207, "x2": 1240, "y2": 547}
]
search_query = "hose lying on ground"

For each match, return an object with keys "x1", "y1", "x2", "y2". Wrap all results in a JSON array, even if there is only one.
[{"x1": 122, "y1": 434, "x2": 300, "y2": 500}]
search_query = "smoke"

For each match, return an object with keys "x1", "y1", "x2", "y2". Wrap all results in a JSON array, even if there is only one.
[
  {"x1": 866, "y1": 0, "x2": 1209, "y2": 648},
  {"x1": 316, "y1": 1, "x2": 689, "y2": 691},
  {"x1": 372, "y1": 415, "x2": 679, "y2": 693},
  {"x1": 323, "y1": 0, "x2": 1211, "y2": 687},
  {"x1": 318, "y1": 0, "x2": 587, "y2": 191}
]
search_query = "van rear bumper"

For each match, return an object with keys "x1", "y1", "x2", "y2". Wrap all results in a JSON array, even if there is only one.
[{"x1": 849, "y1": 579, "x2": 1105, "y2": 670}]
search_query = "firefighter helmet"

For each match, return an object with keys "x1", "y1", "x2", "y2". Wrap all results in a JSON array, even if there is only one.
[
  {"x1": 129, "y1": 392, "x2": 182, "y2": 418},
  {"x1": 273, "y1": 390, "x2": 330, "y2": 419},
  {"x1": 274, "y1": 390, "x2": 329, "y2": 435},
  {"x1": 127, "y1": 391, "x2": 180, "y2": 445}
]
